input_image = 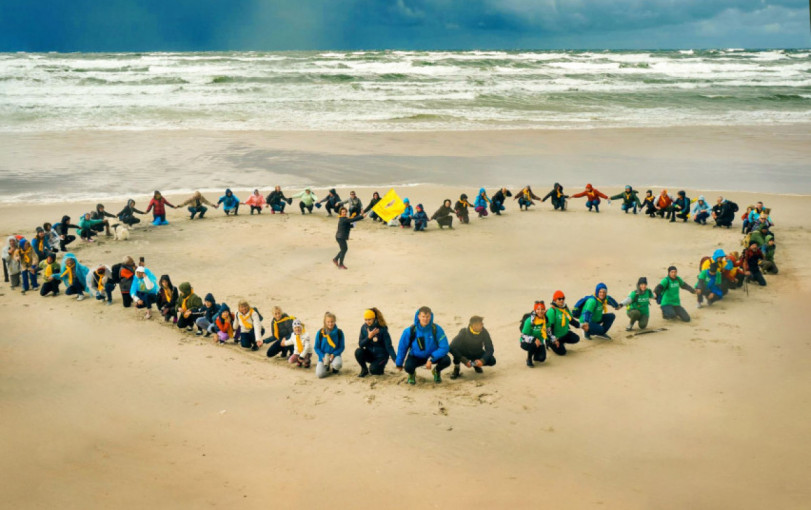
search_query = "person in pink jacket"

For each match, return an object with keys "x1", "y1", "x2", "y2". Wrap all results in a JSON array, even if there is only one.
[{"x1": 243, "y1": 189, "x2": 267, "y2": 215}]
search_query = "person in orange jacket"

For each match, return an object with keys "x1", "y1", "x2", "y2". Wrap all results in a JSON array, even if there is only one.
[{"x1": 571, "y1": 184, "x2": 609, "y2": 213}]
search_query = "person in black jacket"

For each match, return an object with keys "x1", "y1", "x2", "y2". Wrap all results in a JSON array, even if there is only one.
[
  {"x1": 265, "y1": 306, "x2": 298, "y2": 358},
  {"x1": 90, "y1": 204, "x2": 117, "y2": 234},
  {"x1": 431, "y1": 199, "x2": 454, "y2": 229},
  {"x1": 449, "y1": 316, "x2": 496, "y2": 380},
  {"x1": 490, "y1": 187, "x2": 513, "y2": 215},
  {"x1": 363, "y1": 191, "x2": 382, "y2": 222},
  {"x1": 157, "y1": 274, "x2": 179, "y2": 323},
  {"x1": 541, "y1": 183, "x2": 568, "y2": 211},
  {"x1": 355, "y1": 307, "x2": 396, "y2": 377},
  {"x1": 318, "y1": 188, "x2": 342, "y2": 217},
  {"x1": 266, "y1": 186, "x2": 292, "y2": 214},
  {"x1": 333, "y1": 207, "x2": 366, "y2": 269},
  {"x1": 712, "y1": 196, "x2": 739, "y2": 228},
  {"x1": 671, "y1": 191, "x2": 691, "y2": 223},
  {"x1": 55, "y1": 215, "x2": 80, "y2": 252},
  {"x1": 117, "y1": 199, "x2": 145, "y2": 226}
]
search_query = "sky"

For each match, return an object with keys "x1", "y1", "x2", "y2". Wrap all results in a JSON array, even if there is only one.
[{"x1": 0, "y1": 0, "x2": 808, "y2": 52}]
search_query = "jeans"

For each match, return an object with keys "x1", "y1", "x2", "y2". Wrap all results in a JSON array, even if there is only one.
[
  {"x1": 188, "y1": 206, "x2": 207, "y2": 219},
  {"x1": 748, "y1": 269, "x2": 767, "y2": 286},
  {"x1": 21, "y1": 269, "x2": 38, "y2": 291},
  {"x1": 134, "y1": 291, "x2": 156, "y2": 309},
  {"x1": 586, "y1": 313, "x2": 615, "y2": 336},
  {"x1": 621, "y1": 203, "x2": 638, "y2": 214},
  {"x1": 586, "y1": 200, "x2": 600, "y2": 212},
  {"x1": 414, "y1": 220, "x2": 427, "y2": 231},
  {"x1": 334, "y1": 237, "x2": 348, "y2": 265},
  {"x1": 94, "y1": 281, "x2": 116, "y2": 302},
  {"x1": 694, "y1": 211, "x2": 709, "y2": 224}
]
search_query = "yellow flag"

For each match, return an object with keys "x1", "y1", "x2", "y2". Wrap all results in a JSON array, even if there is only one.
[{"x1": 372, "y1": 189, "x2": 406, "y2": 223}]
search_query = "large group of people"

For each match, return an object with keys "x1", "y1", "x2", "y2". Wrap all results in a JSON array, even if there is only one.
[{"x1": 2, "y1": 183, "x2": 780, "y2": 383}]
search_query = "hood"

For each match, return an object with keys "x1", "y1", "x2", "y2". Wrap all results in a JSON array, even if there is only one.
[
  {"x1": 61, "y1": 215, "x2": 70, "y2": 224},
  {"x1": 698, "y1": 195, "x2": 706, "y2": 202},
  {"x1": 460, "y1": 194, "x2": 468, "y2": 200},
  {"x1": 179, "y1": 282, "x2": 192, "y2": 294},
  {"x1": 204, "y1": 293, "x2": 216, "y2": 305},
  {"x1": 219, "y1": 303, "x2": 231, "y2": 313},
  {"x1": 329, "y1": 188, "x2": 336, "y2": 194},
  {"x1": 18, "y1": 238, "x2": 27, "y2": 249},
  {"x1": 478, "y1": 188, "x2": 486, "y2": 195},
  {"x1": 159, "y1": 274, "x2": 174, "y2": 289},
  {"x1": 225, "y1": 188, "x2": 232, "y2": 196},
  {"x1": 554, "y1": 182, "x2": 562, "y2": 190},
  {"x1": 416, "y1": 204, "x2": 424, "y2": 211},
  {"x1": 585, "y1": 184, "x2": 593, "y2": 190},
  {"x1": 595, "y1": 282, "x2": 607, "y2": 295},
  {"x1": 624, "y1": 185, "x2": 631, "y2": 191},
  {"x1": 413, "y1": 309, "x2": 434, "y2": 329},
  {"x1": 712, "y1": 249, "x2": 726, "y2": 260},
  {"x1": 403, "y1": 198, "x2": 410, "y2": 203}
]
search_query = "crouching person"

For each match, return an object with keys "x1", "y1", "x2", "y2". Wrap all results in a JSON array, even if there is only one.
[
  {"x1": 520, "y1": 301, "x2": 548, "y2": 367},
  {"x1": 395, "y1": 306, "x2": 451, "y2": 385},
  {"x1": 450, "y1": 315, "x2": 495, "y2": 379},
  {"x1": 175, "y1": 282, "x2": 204, "y2": 330},
  {"x1": 355, "y1": 308, "x2": 396, "y2": 377},
  {"x1": 132, "y1": 266, "x2": 158, "y2": 319},
  {"x1": 315, "y1": 312, "x2": 345, "y2": 377},
  {"x1": 283, "y1": 319, "x2": 312, "y2": 368},
  {"x1": 39, "y1": 253, "x2": 62, "y2": 297}
]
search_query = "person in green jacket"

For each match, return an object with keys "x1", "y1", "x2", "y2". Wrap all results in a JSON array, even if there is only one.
[
  {"x1": 292, "y1": 188, "x2": 318, "y2": 214},
  {"x1": 760, "y1": 235, "x2": 778, "y2": 274},
  {"x1": 78, "y1": 212, "x2": 112, "y2": 241},
  {"x1": 581, "y1": 283, "x2": 621, "y2": 340},
  {"x1": 654, "y1": 266, "x2": 696, "y2": 321},
  {"x1": 696, "y1": 265, "x2": 724, "y2": 308},
  {"x1": 610, "y1": 185, "x2": 642, "y2": 214},
  {"x1": 175, "y1": 282, "x2": 204, "y2": 331},
  {"x1": 520, "y1": 301, "x2": 549, "y2": 367},
  {"x1": 545, "y1": 290, "x2": 582, "y2": 355},
  {"x1": 620, "y1": 277, "x2": 655, "y2": 331}
]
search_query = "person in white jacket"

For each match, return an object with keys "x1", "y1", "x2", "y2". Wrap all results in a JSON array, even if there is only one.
[
  {"x1": 236, "y1": 300, "x2": 264, "y2": 351},
  {"x1": 281, "y1": 319, "x2": 312, "y2": 368},
  {"x1": 131, "y1": 266, "x2": 158, "y2": 319},
  {"x1": 86, "y1": 264, "x2": 115, "y2": 305}
]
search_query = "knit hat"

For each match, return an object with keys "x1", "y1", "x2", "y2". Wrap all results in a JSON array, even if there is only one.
[
  {"x1": 585, "y1": 183, "x2": 593, "y2": 190},
  {"x1": 553, "y1": 290, "x2": 565, "y2": 300},
  {"x1": 638, "y1": 277, "x2": 647, "y2": 286},
  {"x1": 36, "y1": 226, "x2": 44, "y2": 233},
  {"x1": 292, "y1": 319, "x2": 303, "y2": 328},
  {"x1": 533, "y1": 301, "x2": 545, "y2": 313},
  {"x1": 416, "y1": 204, "x2": 423, "y2": 211},
  {"x1": 404, "y1": 198, "x2": 409, "y2": 203},
  {"x1": 363, "y1": 309, "x2": 376, "y2": 320},
  {"x1": 667, "y1": 266, "x2": 677, "y2": 273}
]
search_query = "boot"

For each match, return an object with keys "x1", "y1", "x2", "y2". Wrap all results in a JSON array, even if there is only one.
[{"x1": 449, "y1": 364, "x2": 461, "y2": 380}]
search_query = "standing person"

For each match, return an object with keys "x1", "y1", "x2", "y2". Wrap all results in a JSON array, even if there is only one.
[
  {"x1": 243, "y1": 189, "x2": 266, "y2": 215},
  {"x1": 571, "y1": 184, "x2": 609, "y2": 213},
  {"x1": 355, "y1": 308, "x2": 395, "y2": 377},
  {"x1": 236, "y1": 300, "x2": 264, "y2": 350},
  {"x1": 195, "y1": 293, "x2": 227, "y2": 335},
  {"x1": 514, "y1": 185, "x2": 542, "y2": 211},
  {"x1": 333, "y1": 207, "x2": 366, "y2": 269},
  {"x1": 545, "y1": 291, "x2": 582, "y2": 356},
  {"x1": 112, "y1": 256, "x2": 137, "y2": 308},
  {"x1": 317, "y1": 188, "x2": 342, "y2": 217},
  {"x1": 654, "y1": 266, "x2": 696, "y2": 321},
  {"x1": 145, "y1": 191, "x2": 175, "y2": 226},
  {"x1": 430, "y1": 199, "x2": 454, "y2": 229},
  {"x1": 711, "y1": 196, "x2": 739, "y2": 228},
  {"x1": 2, "y1": 236, "x2": 18, "y2": 285},
  {"x1": 580, "y1": 283, "x2": 620, "y2": 340},
  {"x1": 175, "y1": 282, "x2": 204, "y2": 331},
  {"x1": 520, "y1": 301, "x2": 549, "y2": 367},
  {"x1": 86, "y1": 264, "x2": 115, "y2": 305},
  {"x1": 90, "y1": 204, "x2": 116, "y2": 235},
  {"x1": 542, "y1": 183, "x2": 568, "y2": 211},
  {"x1": 395, "y1": 306, "x2": 451, "y2": 385},
  {"x1": 38, "y1": 252, "x2": 62, "y2": 297},
  {"x1": 31, "y1": 227, "x2": 51, "y2": 261},
  {"x1": 157, "y1": 274, "x2": 179, "y2": 323},
  {"x1": 454, "y1": 194, "x2": 472, "y2": 224},
  {"x1": 292, "y1": 187, "x2": 318, "y2": 214},
  {"x1": 641, "y1": 190, "x2": 657, "y2": 217},
  {"x1": 264, "y1": 306, "x2": 297, "y2": 359},
  {"x1": 339, "y1": 191, "x2": 363, "y2": 218},
  {"x1": 610, "y1": 186, "x2": 642, "y2": 214},
  {"x1": 655, "y1": 190, "x2": 674, "y2": 220},
  {"x1": 413, "y1": 204, "x2": 429, "y2": 231},
  {"x1": 178, "y1": 191, "x2": 216, "y2": 220},
  {"x1": 281, "y1": 319, "x2": 313, "y2": 368},
  {"x1": 266, "y1": 186, "x2": 292, "y2": 214},
  {"x1": 449, "y1": 315, "x2": 496, "y2": 379},
  {"x1": 55, "y1": 215, "x2": 79, "y2": 251},
  {"x1": 15, "y1": 238, "x2": 39, "y2": 294},
  {"x1": 742, "y1": 240, "x2": 767, "y2": 287},
  {"x1": 217, "y1": 189, "x2": 240, "y2": 216},
  {"x1": 398, "y1": 198, "x2": 414, "y2": 227},
  {"x1": 117, "y1": 199, "x2": 145, "y2": 227},
  {"x1": 314, "y1": 312, "x2": 345, "y2": 378},
  {"x1": 671, "y1": 191, "x2": 691, "y2": 223},
  {"x1": 131, "y1": 266, "x2": 158, "y2": 319},
  {"x1": 363, "y1": 191, "x2": 382, "y2": 222},
  {"x1": 60, "y1": 253, "x2": 89, "y2": 301},
  {"x1": 692, "y1": 195, "x2": 711, "y2": 225},
  {"x1": 473, "y1": 188, "x2": 490, "y2": 218},
  {"x1": 620, "y1": 277, "x2": 655, "y2": 331},
  {"x1": 490, "y1": 187, "x2": 512, "y2": 215}
]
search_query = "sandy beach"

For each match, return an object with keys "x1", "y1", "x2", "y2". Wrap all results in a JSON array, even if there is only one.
[{"x1": 2, "y1": 141, "x2": 811, "y2": 510}]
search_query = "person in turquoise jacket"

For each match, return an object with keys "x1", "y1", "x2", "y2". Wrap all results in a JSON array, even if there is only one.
[
  {"x1": 396, "y1": 306, "x2": 450, "y2": 384},
  {"x1": 314, "y1": 311, "x2": 345, "y2": 378},
  {"x1": 398, "y1": 198, "x2": 414, "y2": 228},
  {"x1": 217, "y1": 189, "x2": 240, "y2": 216},
  {"x1": 59, "y1": 253, "x2": 89, "y2": 300},
  {"x1": 581, "y1": 283, "x2": 621, "y2": 340},
  {"x1": 77, "y1": 212, "x2": 111, "y2": 241},
  {"x1": 692, "y1": 195, "x2": 711, "y2": 225},
  {"x1": 473, "y1": 188, "x2": 490, "y2": 217},
  {"x1": 131, "y1": 266, "x2": 159, "y2": 319}
]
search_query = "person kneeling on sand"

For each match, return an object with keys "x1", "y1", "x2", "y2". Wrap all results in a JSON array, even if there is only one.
[
  {"x1": 696, "y1": 265, "x2": 724, "y2": 308},
  {"x1": 450, "y1": 315, "x2": 495, "y2": 378},
  {"x1": 654, "y1": 266, "x2": 696, "y2": 322},
  {"x1": 742, "y1": 241, "x2": 767, "y2": 287},
  {"x1": 179, "y1": 191, "x2": 216, "y2": 220},
  {"x1": 265, "y1": 306, "x2": 298, "y2": 359},
  {"x1": 175, "y1": 282, "x2": 204, "y2": 331},
  {"x1": 218, "y1": 189, "x2": 240, "y2": 216},
  {"x1": 236, "y1": 300, "x2": 264, "y2": 351},
  {"x1": 520, "y1": 301, "x2": 549, "y2": 367},
  {"x1": 60, "y1": 253, "x2": 89, "y2": 301},
  {"x1": 454, "y1": 194, "x2": 471, "y2": 224},
  {"x1": 546, "y1": 291, "x2": 581, "y2": 355},
  {"x1": 395, "y1": 306, "x2": 450, "y2": 385},
  {"x1": 146, "y1": 191, "x2": 175, "y2": 226},
  {"x1": 132, "y1": 266, "x2": 158, "y2": 319},
  {"x1": 431, "y1": 199, "x2": 454, "y2": 229},
  {"x1": 355, "y1": 308, "x2": 395, "y2": 377},
  {"x1": 315, "y1": 312, "x2": 345, "y2": 378},
  {"x1": 580, "y1": 283, "x2": 621, "y2": 340},
  {"x1": 514, "y1": 185, "x2": 541, "y2": 211},
  {"x1": 620, "y1": 277, "x2": 654, "y2": 331},
  {"x1": 283, "y1": 319, "x2": 312, "y2": 368},
  {"x1": 38, "y1": 252, "x2": 62, "y2": 297},
  {"x1": 413, "y1": 204, "x2": 429, "y2": 231}
]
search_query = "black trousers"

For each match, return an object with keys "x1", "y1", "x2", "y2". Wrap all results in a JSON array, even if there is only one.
[
  {"x1": 548, "y1": 331, "x2": 580, "y2": 355},
  {"x1": 521, "y1": 341, "x2": 546, "y2": 362},
  {"x1": 355, "y1": 348, "x2": 389, "y2": 375},
  {"x1": 404, "y1": 354, "x2": 450, "y2": 375},
  {"x1": 436, "y1": 216, "x2": 453, "y2": 228},
  {"x1": 121, "y1": 292, "x2": 133, "y2": 308},
  {"x1": 299, "y1": 202, "x2": 313, "y2": 214},
  {"x1": 39, "y1": 279, "x2": 61, "y2": 296},
  {"x1": 60, "y1": 235, "x2": 75, "y2": 252},
  {"x1": 334, "y1": 237, "x2": 348, "y2": 265},
  {"x1": 250, "y1": 206, "x2": 262, "y2": 215},
  {"x1": 265, "y1": 337, "x2": 294, "y2": 358},
  {"x1": 450, "y1": 348, "x2": 496, "y2": 367},
  {"x1": 2, "y1": 259, "x2": 7, "y2": 282}
]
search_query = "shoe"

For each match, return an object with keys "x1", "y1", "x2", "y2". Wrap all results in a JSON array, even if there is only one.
[
  {"x1": 195, "y1": 330, "x2": 203, "y2": 336},
  {"x1": 584, "y1": 333, "x2": 592, "y2": 340},
  {"x1": 449, "y1": 365, "x2": 461, "y2": 380},
  {"x1": 338, "y1": 264, "x2": 348, "y2": 270},
  {"x1": 526, "y1": 359, "x2": 534, "y2": 367},
  {"x1": 332, "y1": 259, "x2": 339, "y2": 267},
  {"x1": 186, "y1": 326, "x2": 193, "y2": 332},
  {"x1": 204, "y1": 331, "x2": 212, "y2": 338},
  {"x1": 626, "y1": 325, "x2": 634, "y2": 331},
  {"x1": 251, "y1": 345, "x2": 259, "y2": 351},
  {"x1": 473, "y1": 366, "x2": 483, "y2": 374},
  {"x1": 407, "y1": 374, "x2": 416, "y2": 385},
  {"x1": 432, "y1": 367, "x2": 441, "y2": 383},
  {"x1": 106, "y1": 301, "x2": 112, "y2": 306},
  {"x1": 595, "y1": 333, "x2": 612, "y2": 340},
  {"x1": 358, "y1": 368, "x2": 369, "y2": 378},
  {"x1": 331, "y1": 368, "x2": 339, "y2": 374},
  {"x1": 76, "y1": 294, "x2": 86, "y2": 301}
]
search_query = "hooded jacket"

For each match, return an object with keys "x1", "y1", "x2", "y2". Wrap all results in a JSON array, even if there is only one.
[
  {"x1": 130, "y1": 268, "x2": 158, "y2": 296},
  {"x1": 515, "y1": 187, "x2": 542, "y2": 202},
  {"x1": 118, "y1": 200, "x2": 145, "y2": 219},
  {"x1": 399, "y1": 201, "x2": 413, "y2": 220},
  {"x1": 431, "y1": 204, "x2": 453, "y2": 221},
  {"x1": 15, "y1": 239, "x2": 38, "y2": 269},
  {"x1": 32, "y1": 232, "x2": 51, "y2": 261},
  {"x1": 692, "y1": 196, "x2": 710, "y2": 215},
  {"x1": 178, "y1": 194, "x2": 215, "y2": 208},
  {"x1": 318, "y1": 189, "x2": 342, "y2": 207},
  {"x1": 145, "y1": 195, "x2": 174, "y2": 216},
  {"x1": 572, "y1": 184, "x2": 608, "y2": 203},
  {"x1": 358, "y1": 322, "x2": 396, "y2": 361},
  {"x1": 395, "y1": 310, "x2": 449, "y2": 366},
  {"x1": 218, "y1": 190, "x2": 240, "y2": 210},
  {"x1": 610, "y1": 188, "x2": 642, "y2": 207},
  {"x1": 581, "y1": 283, "x2": 619, "y2": 323},
  {"x1": 473, "y1": 188, "x2": 490, "y2": 209},
  {"x1": 413, "y1": 206, "x2": 429, "y2": 225},
  {"x1": 59, "y1": 253, "x2": 90, "y2": 292},
  {"x1": 86, "y1": 265, "x2": 112, "y2": 294},
  {"x1": 266, "y1": 190, "x2": 291, "y2": 208},
  {"x1": 175, "y1": 282, "x2": 203, "y2": 314},
  {"x1": 314, "y1": 326, "x2": 346, "y2": 362},
  {"x1": 542, "y1": 183, "x2": 568, "y2": 203},
  {"x1": 202, "y1": 293, "x2": 228, "y2": 323},
  {"x1": 292, "y1": 190, "x2": 317, "y2": 206},
  {"x1": 157, "y1": 275, "x2": 178, "y2": 310},
  {"x1": 244, "y1": 192, "x2": 266, "y2": 208}
]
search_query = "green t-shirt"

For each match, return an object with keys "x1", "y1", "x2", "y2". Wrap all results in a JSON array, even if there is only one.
[
  {"x1": 659, "y1": 277, "x2": 685, "y2": 307},
  {"x1": 627, "y1": 289, "x2": 654, "y2": 315},
  {"x1": 546, "y1": 306, "x2": 573, "y2": 339}
]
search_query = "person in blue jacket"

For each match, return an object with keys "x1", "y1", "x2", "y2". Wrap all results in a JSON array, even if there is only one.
[
  {"x1": 395, "y1": 306, "x2": 451, "y2": 385},
  {"x1": 581, "y1": 283, "x2": 621, "y2": 340},
  {"x1": 398, "y1": 198, "x2": 414, "y2": 228},
  {"x1": 671, "y1": 190, "x2": 691, "y2": 223},
  {"x1": 217, "y1": 189, "x2": 240, "y2": 216},
  {"x1": 314, "y1": 311, "x2": 345, "y2": 378},
  {"x1": 692, "y1": 195, "x2": 711, "y2": 224},
  {"x1": 60, "y1": 252, "x2": 90, "y2": 301},
  {"x1": 195, "y1": 293, "x2": 228, "y2": 337},
  {"x1": 131, "y1": 266, "x2": 159, "y2": 319},
  {"x1": 473, "y1": 188, "x2": 490, "y2": 218},
  {"x1": 413, "y1": 204, "x2": 429, "y2": 231}
]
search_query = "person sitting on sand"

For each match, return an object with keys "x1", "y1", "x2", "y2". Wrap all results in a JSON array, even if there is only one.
[
  {"x1": 363, "y1": 191, "x2": 382, "y2": 222},
  {"x1": 236, "y1": 300, "x2": 264, "y2": 350},
  {"x1": 283, "y1": 319, "x2": 312, "y2": 368},
  {"x1": 42, "y1": 223, "x2": 60, "y2": 254},
  {"x1": 413, "y1": 204, "x2": 429, "y2": 231},
  {"x1": 60, "y1": 253, "x2": 89, "y2": 301},
  {"x1": 692, "y1": 195, "x2": 711, "y2": 224},
  {"x1": 671, "y1": 191, "x2": 691, "y2": 222},
  {"x1": 38, "y1": 252, "x2": 61, "y2": 297},
  {"x1": 218, "y1": 189, "x2": 240, "y2": 216},
  {"x1": 542, "y1": 182, "x2": 568, "y2": 211},
  {"x1": 132, "y1": 266, "x2": 158, "y2": 319},
  {"x1": 243, "y1": 189, "x2": 266, "y2": 215},
  {"x1": 264, "y1": 306, "x2": 298, "y2": 359},
  {"x1": 696, "y1": 264, "x2": 724, "y2": 307},
  {"x1": 314, "y1": 311, "x2": 345, "y2": 378},
  {"x1": 620, "y1": 277, "x2": 654, "y2": 331},
  {"x1": 431, "y1": 199, "x2": 454, "y2": 229},
  {"x1": 520, "y1": 301, "x2": 549, "y2": 367},
  {"x1": 90, "y1": 204, "x2": 117, "y2": 234},
  {"x1": 196, "y1": 293, "x2": 228, "y2": 336},
  {"x1": 145, "y1": 191, "x2": 175, "y2": 226},
  {"x1": 610, "y1": 185, "x2": 642, "y2": 214},
  {"x1": 266, "y1": 186, "x2": 292, "y2": 214},
  {"x1": 157, "y1": 274, "x2": 178, "y2": 323},
  {"x1": 490, "y1": 187, "x2": 512, "y2": 215},
  {"x1": 15, "y1": 238, "x2": 38, "y2": 294},
  {"x1": 711, "y1": 196, "x2": 738, "y2": 228},
  {"x1": 514, "y1": 185, "x2": 541, "y2": 211},
  {"x1": 654, "y1": 266, "x2": 696, "y2": 322},
  {"x1": 473, "y1": 188, "x2": 490, "y2": 217},
  {"x1": 398, "y1": 198, "x2": 414, "y2": 227},
  {"x1": 116, "y1": 199, "x2": 145, "y2": 226},
  {"x1": 449, "y1": 315, "x2": 495, "y2": 379},
  {"x1": 292, "y1": 188, "x2": 318, "y2": 214},
  {"x1": 546, "y1": 291, "x2": 581, "y2": 355},
  {"x1": 742, "y1": 241, "x2": 767, "y2": 287},
  {"x1": 654, "y1": 189, "x2": 674, "y2": 220},
  {"x1": 215, "y1": 307, "x2": 236, "y2": 344},
  {"x1": 175, "y1": 282, "x2": 204, "y2": 331},
  {"x1": 572, "y1": 184, "x2": 609, "y2": 213},
  {"x1": 395, "y1": 306, "x2": 450, "y2": 385},
  {"x1": 112, "y1": 256, "x2": 137, "y2": 308},
  {"x1": 454, "y1": 194, "x2": 471, "y2": 224},
  {"x1": 179, "y1": 191, "x2": 216, "y2": 220},
  {"x1": 339, "y1": 191, "x2": 363, "y2": 218},
  {"x1": 355, "y1": 308, "x2": 395, "y2": 377},
  {"x1": 87, "y1": 264, "x2": 114, "y2": 305},
  {"x1": 317, "y1": 188, "x2": 342, "y2": 217},
  {"x1": 581, "y1": 283, "x2": 620, "y2": 340}
]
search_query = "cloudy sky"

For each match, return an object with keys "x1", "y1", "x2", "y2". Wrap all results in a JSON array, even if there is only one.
[{"x1": 1, "y1": 0, "x2": 808, "y2": 51}]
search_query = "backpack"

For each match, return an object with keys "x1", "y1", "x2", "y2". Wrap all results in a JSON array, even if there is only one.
[
  {"x1": 253, "y1": 307, "x2": 263, "y2": 322},
  {"x1": 571, "y1": 295, "x2": 592, "y2": 319},
  {"x1": 699, "y1": 256, "x2": 712, "y2": 272},
  {"x1": 519, "y1": 312, "x2": 532, "y2": 331},
  {"x1": 409, "y1": 323, "x2": 437, "y2": 351}
]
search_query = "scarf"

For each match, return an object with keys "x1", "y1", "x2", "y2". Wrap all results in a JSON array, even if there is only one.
[
  {"x1": 60, "y1": 266, "x2": 74, "y2": 285},
  {"x1": 37, "y1": 238, "x2": 45, "y2": 253},
  {"x1": 322, "y1": 328, "x2": 336, "y2": 348},
  {"x1": 238, "y1": 312, "x2": 254, "y2": 331},
  {"x1": 20, "y1": 246, "x2": 32, "y2": 265},
  {"x1": 295, "y1": 334, "x2": 303, "y2": 353},
  {"x1": 181, "y1": 291, "x2": 194, "y2": 312},
  {"x1": 469, "y1": 327, "x2": 480, "y2": 335},
  {"x1": 163, "y1": 288, "x2": 173, "y2": 303},
  {"x1": 553, "y1": 305, "x2": 572, "y2": 327},
  {"x1": 594, "y1": 295, "x2": 607, "y2": 313},
  {"x1": 95, "y1": 270, "x2": 105, "y2": 292}
]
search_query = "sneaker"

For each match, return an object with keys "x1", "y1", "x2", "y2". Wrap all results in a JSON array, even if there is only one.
[
  {"x1": 432, "y1": 367, "x2": 441, "y2": 383},
  {"x1": 449, "y1": 365, "x2": 461, "y2": 380},
  {"x1": 251, "y1": 345, "x2": 259, "y2": 351},
  {"x1": 76, "y1": 294, "x2": 86, "y2": 301},
  {"x1": 407, "y1": 374, "x2": 416, "y2": 385},
  {"x1": 204, "y1": 331, "x2": 212, "y2": 338},
  {"x1": 338, "y1": 264, "x2": 348, "y2": 270},
  {"x1": 186, "y1": 326, "x2": 193, "y2": 332},
  {"x1": 106, "y1": 301, "x2": 112, "y2": 306},
  {"x1": 473, "y1": 366, "x2": 483, "y2": 374},
  {"x1": 625, "y1": 325, "x2": 634, "y2": 331},
  {"x1": 595, "y1": 333, "x2": 612, "y2": 340},
  {"x1": 195, "y1": 330, "x2": 203, "y2": 336},
  {"x1": 331, "y1": 368, "x2": 339, "y2": 374}
]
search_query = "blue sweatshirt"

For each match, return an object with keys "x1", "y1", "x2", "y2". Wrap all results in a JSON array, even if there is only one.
[
  {"x1": 395, "y1": 310, "x2": 449, "y2": 366},
  {"x1": 130, "y1": 268, "x2": 158, "y2": 296},
  {"x1": 314, "y1": 327, "x2": 346, "y2": 362},
  {"x1": 473, "y1": 188, "x2": 489, "y2": 209},
  {"x1": 218, "y1": 190, "x2": 240, "y2": 210}
]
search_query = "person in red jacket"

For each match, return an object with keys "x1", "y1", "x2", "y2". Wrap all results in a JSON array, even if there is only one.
[
  {"x1": 145, "y1": 190, "x2": 176, "y2": 226},
  {"x1": 571, "y1": 184, "x2": 609, "y2": 213}
]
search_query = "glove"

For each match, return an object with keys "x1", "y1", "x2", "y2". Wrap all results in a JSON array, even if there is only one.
[{"x1": 315, "y1": 203, "x2": 322, "y2": 209}]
